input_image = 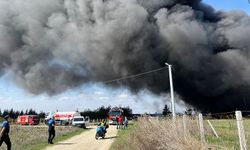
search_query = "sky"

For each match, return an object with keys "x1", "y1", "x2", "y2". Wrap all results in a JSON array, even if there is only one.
[
  {"x1": 203, "y1": 0, "x2": 250, "y2": 14},
  {"x1": 0, "y1": 0, "x2": 249, "y2": 114},
  {"x1": 0, "y1": 70, "x2": 186, "y2": 113}
]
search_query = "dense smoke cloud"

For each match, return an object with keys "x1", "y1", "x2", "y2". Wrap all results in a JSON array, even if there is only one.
[{"x1": 0, "y1": 0, "x2": 250, "y2": 112}]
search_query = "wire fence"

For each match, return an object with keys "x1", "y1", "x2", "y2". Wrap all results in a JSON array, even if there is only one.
[{"x1": 175, "y1": 111, "x2": 249, "y2": 150}]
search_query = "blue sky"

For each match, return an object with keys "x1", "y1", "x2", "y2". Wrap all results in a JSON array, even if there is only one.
[
  {"x1": 203, "y1": 0, "x2": 250, "y2": 14},
  {"x1": 0, "y1": 0, "x2": 249, "y2": 114}
]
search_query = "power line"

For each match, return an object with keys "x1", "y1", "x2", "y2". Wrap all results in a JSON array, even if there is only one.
[{"x1": 103, "y1": 66, "x2": 168, "y2": 84}]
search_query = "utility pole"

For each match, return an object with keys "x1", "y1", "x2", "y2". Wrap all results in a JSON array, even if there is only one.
[{"x1": 165, "y1": 63, "x2": 176, "y2": 119}]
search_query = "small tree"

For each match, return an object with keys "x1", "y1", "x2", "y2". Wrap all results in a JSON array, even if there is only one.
[
  {"x1": 2, "y1": 110, "x2": 9, "y2": 117},
  {"x1": 96, "y1": 106, "x2": 110, "y2": 119},
  {"x1": 27, "y1": 109, "x2": 37, "y2": 115},
  {"x1": 162, "y1": 105, "x2": 171, "y2": 116},
  {"x1": 20, "y1": 110, "x2": 24, "y2": 116},
  {"x1": 122, "y1": 107, "x2": 132, "y2": 118},
  {"x1": 38, "y1": 111, "x2": 46, "y2": 119}
]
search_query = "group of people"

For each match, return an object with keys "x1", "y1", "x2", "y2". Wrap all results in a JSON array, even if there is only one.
[
  {"x1": 115, "y1": 116, "x2": 128, "y2": 129},
  {"x1": 0, "y1": 115, "x2": 129, "y2": 149},
  {"x1": 0, "y1": 115, "x2": 56, "y2": 150}
]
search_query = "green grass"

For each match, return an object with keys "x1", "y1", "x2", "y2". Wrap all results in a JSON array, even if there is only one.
[
  {"x1": 109, "y1": 123, "x2": 136, "y2": 150},
  {"x1": 109, "y1": 119, "x2": 250, "y2": 150},
  {"x1": 206, "y1": 119, "x2": 250, "y2": 149},
  {"x1": 0, "y1": 125, "x2": 85, "y2": 150},
  {"x1": 28, "y1": 128, "x2": 86, "y2": 150}
]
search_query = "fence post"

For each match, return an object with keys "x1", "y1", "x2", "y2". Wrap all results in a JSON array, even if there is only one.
[
  {"x1": 207, "y1": 120, "x2": 219, "y2": 138},
  {"x1": 235, "y1": 111, "x2": 247, "y2": 150},
  {"x1": 183, "y1": 115, "x2": 187, "y2": 139},
  {"x1": 198, "y1": 113, "x2": 206, "y2": 145}
]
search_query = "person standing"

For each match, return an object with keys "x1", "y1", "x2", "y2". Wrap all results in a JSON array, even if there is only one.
[
  {"x1": 118, "y1": 117, "x2": 123, "y2": 129},
  {"x1": 0, "y1": 115, "x2": 11, "y2": 150},
  {"x1": 123, "y1": 116, "x2": 128, "y2": 129},
  {"x1": 115, "y1": 115, "x2": 119, "y2": 129},
  {"x1": 48, "y1": 117, "x2": 55, "y2": 144}
]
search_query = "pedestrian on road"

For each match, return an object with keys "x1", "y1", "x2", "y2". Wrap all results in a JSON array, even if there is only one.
[
  {"x1": 48, "y1": 116, "x2": 56, "y2": 144},
  {"x1": 0, "y1": 115, "x2": 11, "y2": 150}
]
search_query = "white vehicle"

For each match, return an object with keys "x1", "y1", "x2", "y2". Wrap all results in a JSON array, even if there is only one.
[{"x1": 72, "y1": 116, "x2": 90, "y2": 128}]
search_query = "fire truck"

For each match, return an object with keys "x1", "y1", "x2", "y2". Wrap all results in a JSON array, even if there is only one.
[
  {"x1": 108, "y1": 107, "x2": 124, "y2": 125},
  {"x1": 16, "y1": 115, "x2": 39, "y2": 125},
  {"x1": 45, "y1": 111, "x2": 81, "y2": 126}
]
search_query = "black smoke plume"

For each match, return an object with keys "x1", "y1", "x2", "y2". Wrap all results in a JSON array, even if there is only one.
[{"x1": 0, "y1": 0, "x2": 250, "y2": 112}]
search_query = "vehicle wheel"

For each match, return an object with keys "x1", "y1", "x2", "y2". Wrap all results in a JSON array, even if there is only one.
[
  {"x1": 82, "y1": 124, "x2": 86, "y2": 129},
  {"x1": 95, "y1": 133, "x2": 99, "y2": 140}
]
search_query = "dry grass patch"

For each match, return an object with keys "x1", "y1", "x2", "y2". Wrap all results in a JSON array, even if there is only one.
[{"x1": 111, "y1": 117, "x2": 204, "y2": 150}]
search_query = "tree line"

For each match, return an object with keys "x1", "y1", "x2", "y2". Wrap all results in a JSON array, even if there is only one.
[
  {"x1": 0, "y1": 108, "x2": 45, "y2": 119},
  {"x1": 80, "y1": 106, "x2": 133, "y2": 120},
  {"x1": 0, "y1": 106, "x2": 133, "y2": 120}
]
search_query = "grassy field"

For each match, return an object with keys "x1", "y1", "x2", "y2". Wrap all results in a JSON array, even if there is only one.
[
  {"x1": 109, "y1": 123, "x2": 136, "y2": 150},
  {"x1": 110, "y1": 118, "x2": 202, "y2": 150},
  {"x1": 207, "y1": 119, "x2": 250, "y2": 149},
  {"x1": 0, "y1": 125, "x2": 85, "y2": 150},
  {"x1": 1, "y1": 118, "x2": 249, "y2": 150},
  {"x1": 110, "y1": 117, "x2": 250, "y2": 150}
]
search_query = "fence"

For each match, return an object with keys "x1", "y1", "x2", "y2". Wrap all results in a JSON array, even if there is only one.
[{"x1": 179, "y1": 111, "x2": 249, "y2": 150}]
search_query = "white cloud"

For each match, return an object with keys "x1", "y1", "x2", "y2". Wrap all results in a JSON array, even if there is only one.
[
  {"x1": 117, "y1": 93, "x2": 129, "y2": 100},
  {"x1": 0, "y1": 75, "x2": 186, "y2": 113}
]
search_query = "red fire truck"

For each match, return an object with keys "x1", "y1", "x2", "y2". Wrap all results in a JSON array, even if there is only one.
[
  {"x1": 16, "y1": 115, "x2": 39, "y2": 125},
  {"x1": 108, "y1": 107, "x2": 124, "y2": 125}
]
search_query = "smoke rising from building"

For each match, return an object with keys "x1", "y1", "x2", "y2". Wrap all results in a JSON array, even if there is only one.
[{"x1": 0, "y1": 0, "x2": 250, "y2": 112}]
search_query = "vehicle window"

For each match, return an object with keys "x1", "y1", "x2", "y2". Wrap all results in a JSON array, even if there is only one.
[
  {"x1": 74, "y1": 118, "x2": 83, "y2": 121},
  {"x1": 110, "y1": 111, "x2": 121, "y2": 116}
]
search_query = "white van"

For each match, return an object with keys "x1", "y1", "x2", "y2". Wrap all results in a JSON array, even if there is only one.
[{"x1": 72, "y1": 116, "x2": 89, "y2": 128}]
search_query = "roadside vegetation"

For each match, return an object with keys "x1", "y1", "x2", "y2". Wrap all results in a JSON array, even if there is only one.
[
  {"x1": 0, "y1": 125, "x2": 85, "y2": 150},
  {"x1": 110, "y1": 117, "x2": 202, "y2": 150},
  {"x1": 110, "y1": 123, "x2": 136, "y2": 150},
  {"x1": 111, "y1": 117, "x2": 250, "y2": 150}
]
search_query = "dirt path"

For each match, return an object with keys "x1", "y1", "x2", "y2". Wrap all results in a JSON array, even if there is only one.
[{"x1": 44, "y1": 125, "x2": 118, "y2": 150}]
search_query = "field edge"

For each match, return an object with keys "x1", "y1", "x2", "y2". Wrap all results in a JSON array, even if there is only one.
[{"x1": 26, "y1": 128, "x2": 86, "y2": 150}]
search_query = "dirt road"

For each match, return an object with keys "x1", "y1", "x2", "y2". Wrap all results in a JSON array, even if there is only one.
[{"x1": 44, "y1": 125, "x2": 118, "y2": 150}]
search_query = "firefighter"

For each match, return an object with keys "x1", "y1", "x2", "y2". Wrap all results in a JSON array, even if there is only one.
[
  {"x1": 0, "y1": 115, "x2": 11, "y2": 150},
  {"x1": 47, "y1": 116, "x2": 56, "y2": 144}
]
